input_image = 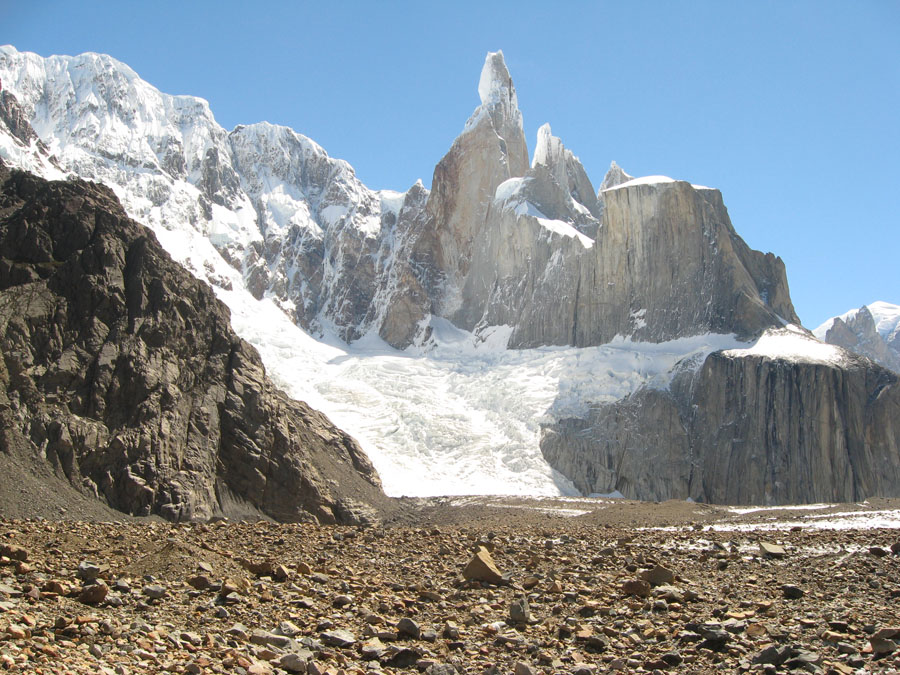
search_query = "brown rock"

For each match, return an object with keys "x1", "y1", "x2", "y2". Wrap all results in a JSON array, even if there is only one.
[
  {"x1": 0, "y1": 544, "x2": 27, "y2": 562},
  {"x1": 462, "y1": 547, "x2": 506, "y2": 585},
  {"x1": 639, "y1": 564, "x2": 676, "y2": 586},
  {"x1": 78, "y1": 581, "x2": 108, "y2": 605},
  {"x1": 622, "y1": 579, "x2": 651, "y2": 597}
]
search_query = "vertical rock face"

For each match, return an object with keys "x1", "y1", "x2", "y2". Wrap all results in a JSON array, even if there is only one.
[
  {"x1": 455, "y1": 157, "x2": 797, "y2": 349},
  {"x1": 542, "y1": 338, "x2": 900, "y2": 504},
  {"x1": 409, "y1": 50, "x2": 530, "y2": 326},
  {"x1": 590, "y1": 178, "x2": 798, "y2": 344},
  {"x1": 0, "y1": 164, "x2": 386, "y2": 523}
]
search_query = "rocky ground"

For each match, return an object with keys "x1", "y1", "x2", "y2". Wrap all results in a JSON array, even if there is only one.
[{"x1": 0, "y1": 498, "x2": 899, "y2": 674}]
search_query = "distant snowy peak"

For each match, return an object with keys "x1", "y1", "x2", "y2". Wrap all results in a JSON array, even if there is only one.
[
  {"x1": 814, "y1": 301, "x2": 900, "y2": 342},
  {"x1": 815, "y1": 302, "x2": 900, "y2": 372},
  {"x1": 0, "y1": 44, "x2": 429, "y2": 344}
]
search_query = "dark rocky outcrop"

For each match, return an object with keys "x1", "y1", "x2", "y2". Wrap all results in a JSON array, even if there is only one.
[
  {"x1": 542, "y1": 340, "x2": 900, "y2": 504},
  {"x1": 0, "y1": 162, "x2": 386, "y2": 523}
]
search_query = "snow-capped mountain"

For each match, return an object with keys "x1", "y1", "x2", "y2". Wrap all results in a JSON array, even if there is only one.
[
  {"x1": 815, "y1": 302, "x2": 900, "y2": 373},
  {"x1": 0, "y1": 45, "x2": 429, "y2": 345},
  {"x1": 2, "y1": 45, "x2": 899, "y2": 504}
]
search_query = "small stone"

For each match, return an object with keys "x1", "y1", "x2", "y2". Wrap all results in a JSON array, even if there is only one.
[
  {"x1": 275, "y1": 652, "x2": 312, "y2": 673},
  {"x1": 870, "y1": 636, "x2": 897, "y2": 655},
  {"x1": 752, "y1": 644, "x2": 790, "y2": 666},
  {"x1": 250, "y1": 630, "x2": 290, "y2": 648},
  {"x1": 781, "y1": 584, "x2": 804, "y2": 599},
  {"x1": 397, "y1": 617, "x2": 420, "y2": 638},
  {"x1": 759, "y1": 542, "x2": 786, "y2": 558},
  {"x1": 639, "y1": 564, "x2": 676, "y2": 586},
  {"x1": 41, "y1": 579, "x2": 68, "y2": 595},
  {"x1": 78, "y1": 580, "x2": 108, "y2": 605},
  {"x1": 320, "y1": 628, "x2": 356, "y2": 648},
  {"x1": 622, "y1": 579, "x2": 651, "y2": 597},
  {"x1": 513, "y1": 661, "x2": 536, "y2": 675},
  {"x1": 142, "y1": 584, "x2": 167, "y2": 599},
  {"x1": 361, "y1": 637, "x2": 386, "y2": 660},
  {"x1": 872, "y1": 627, "x2": 900, "y2": 640},
  {"x1": 785, "y1": 649, "x2": 821, "y2": 668},
  {"x1": 869, "y1": 546, "x2": 890, "y2": 557},
  {"x1": 277, "y1": 620, "x2": 302, "y2": 637},
  {"x1": 226, "y1": 623, "x2": 249, "y2": 640},
  {"x1": 509, "y1": 596, "x2": 532, "y2": 624},
  {"x1": 661, "y1": 652, "x2": 683, "y2": 667},
  {"x1": 0, "y1": 545, "x2": 28, "y2": 562},
  {"x1": 462, "y1": 547, "x2": 507, "y2": 585},
  {"x1": 77, "y1": 561, "x2": 104, "y2": 581},
  {"x1": 425, "y1": 665, "x2": 457, "y2": 675},
  {"x1": 382, "y1": 646, "x2": 420, "y2": 668},
  {"x1": 332, "y1": 594, "x2": 353, "y2": 607},
  {"x1": 6, "y1": 623, "x2": 28, "y2": 639},
  {"x1": 188, "y1": 575, "x2": 212, "y2": 590}
]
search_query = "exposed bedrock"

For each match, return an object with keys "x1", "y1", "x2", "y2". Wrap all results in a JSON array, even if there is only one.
[
  {"x1": 0, "y1": 163, "x2": 386, "y2": 523},
  {"x1": 542, "y1": 348, "x2": 900, "y2": 504}
]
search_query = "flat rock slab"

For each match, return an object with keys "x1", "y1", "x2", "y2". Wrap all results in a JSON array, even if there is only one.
[{"x1": 759, "y1": 542, "x2": 786, "y2": 558}]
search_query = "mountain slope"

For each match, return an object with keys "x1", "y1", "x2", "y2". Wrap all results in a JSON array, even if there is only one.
[
  {"x1": 814, "y1": 302, "x2": 900, "y2": 373},
  {"x1": 0, "y1": 161, "x2": 386, "y2": 523},
  {"x1": 1, "y1": 45, "x2": 898, "y2": 505}
]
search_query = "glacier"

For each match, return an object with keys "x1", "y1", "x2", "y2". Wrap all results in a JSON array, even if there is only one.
[{"x1": 2, "y1": 45, "x2": 889, "y2": 500}]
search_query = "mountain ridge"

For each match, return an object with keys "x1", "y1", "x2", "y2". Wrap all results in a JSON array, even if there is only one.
[{"x1": 2, "y1": 44, "x2": 899, "y2": 505}]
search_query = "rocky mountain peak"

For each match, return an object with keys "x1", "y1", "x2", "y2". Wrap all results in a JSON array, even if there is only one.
[
  {"x1": 464, "y1": 51, "x2": 528, "y2": 178},
  {"x1": 817, "y1": 302, "x2": 900, "y2": 372},
  {"x1": 531, "y1": 123, "x2": 601, "y2": 218},
  {"x1": 477, "y1": 50, "x2": 516, "y2": 108},
  {"x1": 598, "y1": 160, "x2": 633, "y2": 193}
]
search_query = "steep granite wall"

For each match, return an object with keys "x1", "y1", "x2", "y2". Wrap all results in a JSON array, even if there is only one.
[{"x1": 542, "y1": 343, "x2": 900, "y2": 504}]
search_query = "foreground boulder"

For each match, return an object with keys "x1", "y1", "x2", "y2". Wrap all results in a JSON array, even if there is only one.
[{"x1": 0, "y1": 163, "x2": 386, "y2": 523}]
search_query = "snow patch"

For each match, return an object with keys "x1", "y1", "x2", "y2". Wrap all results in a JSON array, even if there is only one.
[
  {"x1": 602, "y1": 174, "x2": 715, "y2": 192},
  {"x1": 723, "y1": 327, "x2": 846, "y2": 366}
]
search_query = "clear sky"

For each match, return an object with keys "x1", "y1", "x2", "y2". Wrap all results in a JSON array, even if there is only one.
[{"x1": 3, "y1": 1, "x2": 898, "y2": 329}]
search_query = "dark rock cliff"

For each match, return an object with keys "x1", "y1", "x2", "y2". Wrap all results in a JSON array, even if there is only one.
[
  {"x1": 0, "y1": 162, "x2": 387, "y2": 523},
  {"x1": 542, "y1": 342, "x2": 900, "y2": 504}
]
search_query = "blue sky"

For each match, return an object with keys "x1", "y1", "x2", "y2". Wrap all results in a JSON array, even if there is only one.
[{"x1": 3, "y1": 1, "x2": 898, "y2": 329}]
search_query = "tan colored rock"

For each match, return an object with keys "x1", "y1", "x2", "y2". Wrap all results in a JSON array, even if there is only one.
[
  {"x1": 759, "y1": 542, "x2": 786, "y2": 559},
  {"x1": 462, "y1": 547, "x2": 506, "y2": 585},
  {"x1": 639, "y1": 565, "x2": 675, "y2": 586}
]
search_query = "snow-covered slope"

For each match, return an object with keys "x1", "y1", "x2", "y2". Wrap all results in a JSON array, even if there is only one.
[
  {"x1": 814, "y1": 301, "x2": 900, "y2": 372},
  {"x1": 1, "y1": 45, "x2": 897, "y2": 503},
  {"x1": 0, "y1": 44, "x2": 423, "y2": 343}
]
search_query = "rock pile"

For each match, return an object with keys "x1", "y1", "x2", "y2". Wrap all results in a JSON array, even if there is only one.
[{"x1": 0, "y1": 511, "x2": 898, "y2": 674}]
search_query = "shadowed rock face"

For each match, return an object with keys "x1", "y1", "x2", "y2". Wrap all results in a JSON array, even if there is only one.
[
  {"x1": 0, "y1": 163, "x2": 386, "y2": 523},
  {"x1": 542, "y1": 346, "x2": 900, "y2": 505}
]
